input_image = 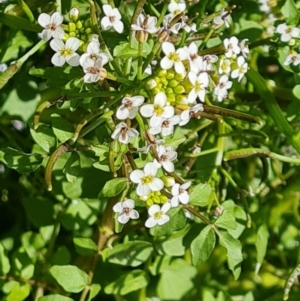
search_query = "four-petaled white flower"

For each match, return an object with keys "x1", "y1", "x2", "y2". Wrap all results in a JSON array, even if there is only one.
[
  {"x1": 179, "y1": 104, "x2": 204, "y2": 126},
  {"x1": 160, "y1": 42, "x2": 189, "y2": 74},
  {"x1": 130, "y1": 162, "x2": 164, "y2": 196},
  {"x1": 50, "y1": 37, "x2": 80, "y2": 66},
  {"x1": 149, "y1": 115, "x2": 180, "y2": 137},
  {"x1": 81, "y1": 57, "x2": 106, "y2": 83},
  {"x1": 213, "y1": 9, "x2": 230, "y2": 28},
  {"x1": 140, "y1": 92, "x2": 175, "y2": 127},
  {"x1": 154, "y1": 145, "x2": 177, "y2": 172},
  {"x1": 203, "y1": 54, "x2": 218, "y2": 71},
  {"x1": 145, "y1": 203, "x2": 171, "y2": 228},
  {"x1": 185, "y1": 42, "x2": 205, "y2": 73},
  {"x1": 284, "y1": 52, "x2": 300, "y2": 66},
  {"x1": 101, "y1": 4, "x2": 124, "y2": 33},
  {"x1": 188, "y1": 71, "x2": 209, "y2": 103},
  {"x1": 239, "y1": 39, "x2": 250, "y2": 58},
  {"x1": 218, "y1": 57, "x2": 231, "y2": 75},
  {"x1": 214, "y1": 75, "x2": 233, "y2": 102},
  {"x1": 224, "y1": 37, "x2": 241, "y2": 58},
  {"x1": 167, "y1": 0, "x2": 186, "y2": 18},
  {"x1": 231, "y1": 56, "x2": 248, "y2": 82},
  {"x1": 276, "y1": 23, "x2": 300, "y2": 42},
  {"x1": 38, "y1": 12, "x2": 65, "y2": 41},
  {"x1": 79, "y1": 41, "x2": 109, "y2": 66},
  {"x1": 113, "y1": 199, "x2": 139, "y2": 224},
  {"x1": 116, "y1": 96, "x2": 145, "y2": 120},
  {"x1": 131, "y1": 14, "x2": 158, "y2": 34},
  {"x1": 171, "y1": 181, "x2": 192, "y2": 207},
  {"x1": 111, "y1": 122, "x2": 139, "y2": 144}
]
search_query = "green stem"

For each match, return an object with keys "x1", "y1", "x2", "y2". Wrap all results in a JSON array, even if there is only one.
[
  {"x1": 215, "y1": 120, "x2": 225, "y2": 167},
  {"x1": 156, "y1": 2, "x2": 168, "y2": 27},
  {"x1": 17, "y1": 0, "x2": 35, "y2": 22},
  {"x1": 247, "y1": 68, "x2": 300, "y2": 154},
  {"x1": 137, "y1": 41, "x2": 143, "y2": 80}
]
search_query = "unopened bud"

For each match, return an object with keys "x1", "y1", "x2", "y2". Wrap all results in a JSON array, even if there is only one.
[
  {"x1": 68, "y1": 22, "x2": 76, "y2": 32},
  {"x1": 69, "y1": 7, "x2": 80, "y2": 22},
  {"x1": 174, "y1": 85, "x2": 185, "y2": 94},
  {"x1": 161, "y1": 176, "x2": 175, "y2": 188},
  {"x1": 76, "y1": 20, "x2": 83, "y2": 29},
  {"x1": 136, "y1": 30, "x2": 148, "y2": 42},
  {"x1": 166, "y1": 70, "x2": 175, "y2": 79},
  {"x1": 85, "y1": 28, "x2": 92, "y2": 34},
  {"x1": 99, "y1": 68, "x2": 107, "y2": 81},
  {"x1": 69, "y1": 32, "x2": 76, "y2": 37},
  {"x1": 169, "y1": 79, "x2": 179, "y2": 88}
]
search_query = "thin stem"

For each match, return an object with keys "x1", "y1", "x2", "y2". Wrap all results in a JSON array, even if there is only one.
[
  {"x1": 137, "y1": 41, "x2": 143, "y2": 80},
  {"x1": 17, "y1": 0, "x2": 35, "y2": 22}
]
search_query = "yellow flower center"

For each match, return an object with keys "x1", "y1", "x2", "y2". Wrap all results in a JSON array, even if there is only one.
[
  {"x1": 153, "y1": 104, "x2": 164, "y2": 116},
  {"x1": 154, "y1": 211, "x2": 163, "y2": 220},
  {"x1": 141, "y1": 175, "x2": 153, "y2": 185},
  {"x1": 60, "y1": 48, "x2": 73, "y2": 57},
  {"x1": 168, "y1": 52, "x2": 179, "y2": 62},
  {"x1": 195, "y1": 81, "x2": 202, "y2": 92}
]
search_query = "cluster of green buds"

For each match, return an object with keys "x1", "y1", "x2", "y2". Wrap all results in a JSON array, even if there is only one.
[
  {"x1": 63, "y1": 7, "x2": 95, "y2": 52},
  {"x1": 143, "y1": 190, "x2": 169, "y2": 206},
  {"x1": 147, "y1": 68, "x2": 193, "y2": 105}
]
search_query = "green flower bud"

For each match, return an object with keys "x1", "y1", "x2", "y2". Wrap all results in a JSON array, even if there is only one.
[
  {"x1": 158, "y1": 69, "x2": 167, "y2": 77},
  {"x1": 154, "y1": 76, "x2": 161, "y2": 84},
  {"x1": 166, "y1": 87, "x2": 173, "y2": 95},
  {"x1": 168, "y1": 79, "x2": 179, "y2": 88},
  {"x1": 153, "y1": 88, "x2": 161, "y2": 94},
  {"x1": 174, "y1": 85, "x2": 185, "y2": 94},
  {"x1": 69, "y1": 7, "x2": 80, "y2": 22},
  {"x1": 167, "y1": 93, "x2": 176, "y2": 104},
  {"x1": 146, "y1": 199, "x2": 153, "y2": 207},
  {"x1": 166, "y1": 69, "x2": 175, "y2": 79},
  {"x1": 85, "y1": 28, "x2": 92, "y2": 34},
  {"x1": 175, "y1": 73, "x2": 185, "y2": 81},
  {"x1": 68, "y1": 22, "x2": 76, "y2": 32},
  {"x1": 161, "y1": 176, "x2": 175, "y2": 188},
  {"x1": 76, "y1": 20, "x2": 83, "y2": 30}
]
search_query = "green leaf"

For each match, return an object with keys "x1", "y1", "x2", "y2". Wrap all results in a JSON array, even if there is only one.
[
  {"x1": 150, "y1": 207, "x2": 186, "y2": 236},
  {"x1": 12, "y1": 250, "x2": 34, "y2": 280},
  {"x1": 30, "y1": 124, "x2": 57, "y2": 153},
  {"x1": 73, "y1": 238, "x2": 98, "y2": 256},
  {"x1": 87, "y1": 284, "x2": 101, "y2": 301},
  {"x1": 293, "y1": 85, "x2": 300, "y2": 100},
  {"x1": 102, "y1": 241, "x2": 153, "y2": 267},
  {"x1": 113, "y1": 40, "x2": 153, "y2": 58},
  {"x1": 6, "y1": 283, "x2": 30, "y2": 301},
  {"x1": 157, "y1": 259, "x2": 197, "y2": 300},
  {"x1": 23, "y1": 196, "x2": 54, "y2": 227},
  {"x1": 282, "y1": 0, "x2": 300, "y2": 25},
  {"x1": 99, "y1": 178, "x2": 127, "y2": 198},
  {"x1": 217, "y1": 231, "x2": 243, "y2": 280},
  {"x1": 104, "y1": 270, "x2": 149, "y2": 295},
  {"x1": 50, "y1": 265, "x2": 89, "y2": 293},
  {"x1": 64, "y1": 152, "x2": 81, "y2": 183},
  {"x1": 0, "y1": 13, "x2": 41, "y2": 32},
  {"x1": 51, "y1": 246, "x2": 71, "y2": 266},
  {"x1": 38, "y1": 295, "x2": 75, "y2": 301},
  {"x1": 21, "y1": 232, "x2": 45, "y2": 258},
  {"x1": 0, "y1": 243, "x2": 11, "y2": 275},
  {"x1": 255, "y1": 224, "x2": 269, "y2": 267},
  {"x1": 191, "y1": 226, "x2": 216, "y2": 266},
  {"x1": 51, "y1": 114, "x2": 74, "y2": 143},
  {"x1": 214, "y1": 210, "x2": 237, "y2": 230},
  {"x1": 189, "y1": 183, "x2": 212, "y2": 207},
  {"x1": 0, "y1": 148, "x2": 43, "y2": 173}
]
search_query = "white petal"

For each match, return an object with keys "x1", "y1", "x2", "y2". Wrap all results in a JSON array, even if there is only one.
[
  {"x1": 149, "y1": 127, "x2": 161, "y2": 135},
  {"x1": 171, "y1": 183, "x2": 180, "y2": 196},
  {"x1": 113, "y1": 20, "x2": 124, "y2": 33},
  {"x1": 174, "y1": 61, "x2": 185, "y2": 74},
  {"x1": 123, "y1": 199, "x2": 135, "y2": 209},
  {"x1": 50, "y1": 38, "x2": 64, "y2": 52},
  {"x1": 116, "y1": 106, "x2": 129, "y2": 120},
  {"x1": 149, "y1": 178, "x2": 164, "y2": 191},
  {"x1": 162, "y1": 41, "x2": 175, "y2": 55},
  {"x1": 66, "y1": 37, "x2": 80, "y2": 51},
  {"x1": 129, "y1": 209, "x2": 139, "y2": 219},
  {"x1": 181, "y1": 181, "x2": 192, "y2": 190},
  {"x1": 113, "y1": 202, "x2": 123, "y2": 213},
  {"x1": 148, "y1": 204, "x2": 160, "y2": 216},
  {"x1": 137, "y1": 184, "x2": 150, "y2": 196},
  {"x1": 41, "y1": 29, "x2": 52, "y2": 41},
  {"x1": 188, "y1": 71, "x2": 197, "y2": 85},
  {"x1": 162, "y1": 161, "x2": 174, "y2": 172},
  {"x1": 51, "y1": 12, "x2": 64, "y2": 26},
  {"x1": 140, "y1": 104, "x2": 154, "y2": 117},
  {"x1": 119, "y1": 133, "x2": 130, "y2": 144},
  {"x1": 127, "y1": 128, "x2": 139, "y2": 137},
  {"x1": 103, "y1": 4, "x2": 113, "y2": 16},
  {"x1": 145, "y1": 217, "x2": 157, "y2": 228},
  {"x1": 162, "y1": 106, "x2": 175, "y2": 118},
  {"x1": 128, "y1": 107, "x2": 139, "y2": 119},
  {"x1": 111, "y1": 127, "x2": 122, "y2": 139},
  {"x1": 38, "y1": 13, "x2": 51, "y2": 27},
  {"x1": 87, "y1": 41, "x2": 100, "y2": 54},
  {"x1": 171, "y1": 196, "x2": 179, "y2": 207},
  {"x1": 177, "y1": 48, "x2": 189, "y2": 60},
  {"x1": 130, "y1": 170, "x2": 144, "y2": 183},
  {"x1": 51, "y1": 53, "x2": 65, "y2": 66},
  {"x1": 52, "y1": 26, "x2": 65, "y2": 39},
  {"x1": 160, "y1": 56, "x2": 174, "y2": 70},
  {"x1": 157, "y1": 214, "x2": 170, "y2": 225},
  {"x1": 67, "y1": 54, "x2": 80, "y2": 66},
  {"x1": 150, "y1": 115, "x2": 163, "y2": 127},
  {"x1": 144, "y1": 162, "x2": 157, "y2": 176},
  {"x1": 131, "y1": 96, "x2": 145, "y2": 107},
  {"x1": 118, "y1": 213, "x2": 130, "y2": 224},
  {"x1": 161, "y1": 202, "x2": 171, "y2": 213},
  {"x1": 112, "y1": 8, "x2": 122, "y2": 20},
  {"x1": 179, "y1": 191, "x2": 190, "y2": 204},
  {"x1": 101, "y1": 16, "x2": 112, "y2": 30}
]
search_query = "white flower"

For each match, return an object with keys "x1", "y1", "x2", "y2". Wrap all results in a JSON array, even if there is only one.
[
  {"x1": 218, "y1": 57, "x2": 231, "y2": 75},
  {"x1": 111, "y1": 122, "x2": 139, "y2": 144},
  {"x1": 81, "y1": 57, "x2": 106, "y2": 83},
  {"x1": 149, "y1": 115, "x2": 180, "y2": 137},
  {"x1": 276, "y1": 23, "x2": 300, "y2": 42},
  {"x1": 239, "y1": 39, "x2": 250, "y2": 58},
  {"x1": 214, "y1": 75, "x2": 233, "y2": 102},
  {"x1": 131, "y1": 14, "x2": 158, "y2": 34},
  {"x1": 79, "y1": 41, "x2": 109, "y2": 66},
  {"x1": 38, "y1": 12, "x2": 65, "y2": 41},
  {"x1": 203, "y1": 55, "x2": 218, "y2": 71},
  {"x1": 116, "y1": 96, "x2": 145, "y2": 120},
  {"x1": 181, "y1": 17, "x2": 197, "y2": 33},
  {"x1": 284, "y1": 53, "x2": 300, "y2": 66},
  {"x1": 160, "y1": 42, "x2": 189, "y2": 74},
  {"x1": 223, "y1": 37, "x2": 241, "y2": 58},
  {"x1": 258, "y1": 0, "x2": 271, "y2": 12},
  {"x1": 188, "y1": 71, "x2": 209, "y2": 103},
  {"x1": 213, "y1": 9, "x2": 230, "y2": 28},
  {"x1": 167, "y1": 0, "x2": 186, "y2": 18},
  {"x1": 184, "y1": 42, "x2": 205, "y2": 73},
  {"x1": 101, "y1": 4, "x2": 124, "y2": 33},
  {"x1": 0, "y1": 63, "x2": 7, "y2": 72},
  {"x1": 179, "y1": 103, "x2": 204, "y2": 126},
  {"x1": 145, "y1": 203, "x2": 171, "y2": 228},
  {"x1": 171, "y1": 181, "x2": 192, "y2": 207},
  {"x1": 50, "y1": 37, "x2": 80, "y2": 67},
  {"x1": 130, "y1": 162, "x2": 164, "y2": 196},
  {"x1": 154, "y1": 145, "x2": 177, "y2": 172},
  {"x1": 140, "y1": 92, "x2": 175, "y2": 127},
  {"x1": 113, "y1": 199, "x2": 139, "y2": 224},
  {"x1": 163, "y1": 15, "x2": 183, "y2": 34},
  {"x1": 231, "y1": 56, "x2": 248, "y2": 82}
]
